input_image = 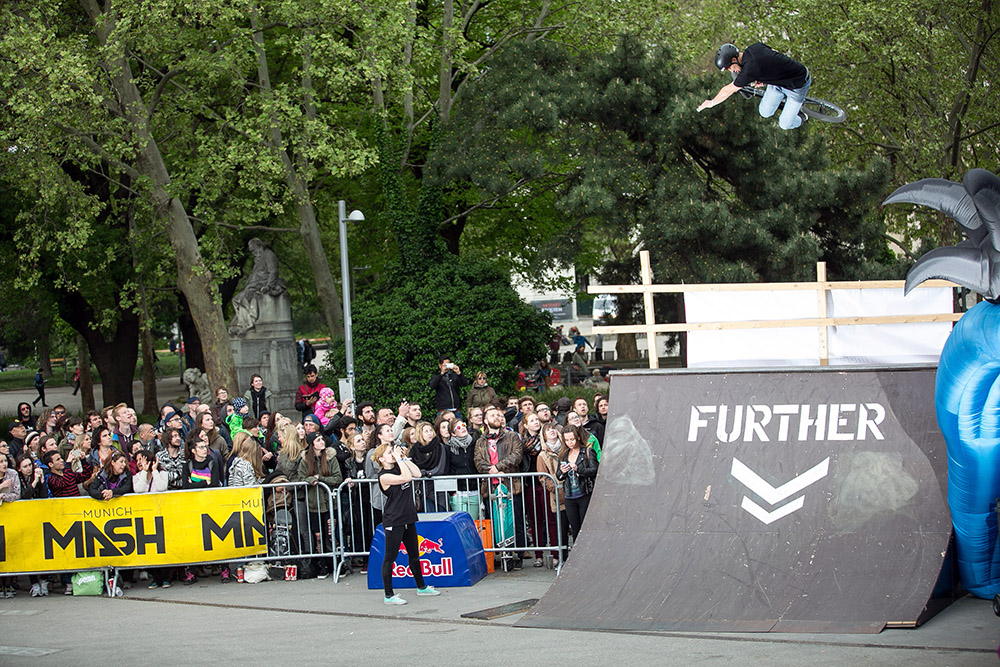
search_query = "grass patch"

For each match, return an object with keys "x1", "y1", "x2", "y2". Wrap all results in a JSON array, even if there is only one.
[{"x1": 0, "y1": 350, "x2": 185, "y2": 392}]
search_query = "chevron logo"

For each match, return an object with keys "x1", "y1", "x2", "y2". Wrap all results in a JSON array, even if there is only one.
[{"x1": 730, "y1": 457, "x2": 830, "y2": 525}]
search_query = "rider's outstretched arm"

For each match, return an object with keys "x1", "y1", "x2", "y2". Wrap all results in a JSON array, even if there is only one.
[{"x1": 697, "y1": 83, "x2": 742, "y2": 112}]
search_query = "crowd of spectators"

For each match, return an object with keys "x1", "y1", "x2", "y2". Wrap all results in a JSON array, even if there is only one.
[{"x1": 0, "y1": 352, "x2": 607, "y2": 596}]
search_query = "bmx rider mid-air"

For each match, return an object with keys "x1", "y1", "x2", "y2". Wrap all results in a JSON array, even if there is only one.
[{"x1": 698, "y1": 42, "x2": 811, "y2": 130}]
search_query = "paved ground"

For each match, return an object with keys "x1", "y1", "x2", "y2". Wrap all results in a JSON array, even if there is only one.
[{"x1": 0, "y1": 565, "x2": 996, "y2": 665}]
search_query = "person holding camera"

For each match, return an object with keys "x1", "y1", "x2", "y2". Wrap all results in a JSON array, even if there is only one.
[
  {"x1": 373, "y1": 430, "x2": 440, "y2": 605},
  {"x1": 429, "y1": 355, "x2": 470, "y2": 420}
]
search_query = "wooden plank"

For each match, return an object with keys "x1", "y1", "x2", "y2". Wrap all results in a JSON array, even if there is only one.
[
  {"x1": 640, "y1": 250, "x2": 659, "y2": 369},
  {"x1": 588, "y1": 279, "x2": 956, "y2": 294},
  {"x1": 817, "y1": 262, "x2": 829, "y2": 367},
  {"x1": 593, "y1": 312, "x2": 963, "y2": 335},
  {"x1": 461, "y1": 598, "x2": 539, "y2": 620}
]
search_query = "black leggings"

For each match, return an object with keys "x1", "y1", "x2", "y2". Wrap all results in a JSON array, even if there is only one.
[
  {"x1": 565, "y1": 494, "x2": 591, "y2": 541},
  {"x1": 382, "y1": 522, "x2": 425, "y2": 596}
]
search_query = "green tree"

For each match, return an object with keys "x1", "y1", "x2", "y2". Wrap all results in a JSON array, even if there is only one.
[
  {"x1": 1, "y1": 1, "x2": 240, "y2": 394},
  {"x1": 325, "y1": 260, "x2": 551, "y2": 407},
  {"x1": 672, "y1": 0, "x2": 1000, "y2": 247},
  {"x1": 435, "y1": 37, "x2": 900, "y2": 357}
]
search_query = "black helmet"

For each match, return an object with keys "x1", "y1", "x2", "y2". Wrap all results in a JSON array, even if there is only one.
[{"x1": 715, "y1": 43, "x2": 739, "y2": 71}]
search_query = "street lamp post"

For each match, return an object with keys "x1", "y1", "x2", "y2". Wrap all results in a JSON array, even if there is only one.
[{"x1": 338, "y1": 200, "x2": 365, "y2": 404}]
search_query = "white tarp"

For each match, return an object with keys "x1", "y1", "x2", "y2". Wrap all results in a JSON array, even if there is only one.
[{"x1": 684, "y1": 287, "x2": 953, "y2": 368}]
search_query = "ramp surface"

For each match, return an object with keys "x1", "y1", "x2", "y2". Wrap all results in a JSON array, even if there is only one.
[{"x1": 517, "y1": 367, "x2": 956, "y2": 634}]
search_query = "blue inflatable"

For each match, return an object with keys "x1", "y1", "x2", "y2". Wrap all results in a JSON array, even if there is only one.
[
  {"x1": 885, "y1": 168, "x2": 1000, "y2": 598},
  {"x1": 934, "y1": 301, "x2": 1000, "y2": 597}
]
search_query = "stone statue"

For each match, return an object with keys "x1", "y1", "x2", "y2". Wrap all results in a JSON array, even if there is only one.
[
  {"x1": 182, "y1": 367, "x2": 212, "y2": 400},
  {"x1": 229, "y1": 238, "x2": 287, "y2": 336}
]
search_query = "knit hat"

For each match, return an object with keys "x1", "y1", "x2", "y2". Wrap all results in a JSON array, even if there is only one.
[{"x1": 232, "y1": 397, "x2": 248, "y2": 412}]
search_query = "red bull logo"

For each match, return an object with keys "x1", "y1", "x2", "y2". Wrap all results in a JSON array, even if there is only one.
[
  {"x1": 391, "y1": 558, "x2": 454, "y2": 578},
  {"x1": 399, "y1": 535, "x2": 445, "y2": 556},
  {"x1": 394, "y1": 534, "x2": 452, "y2": 579}
]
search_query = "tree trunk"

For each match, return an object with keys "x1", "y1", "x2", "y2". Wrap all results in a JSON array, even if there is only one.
[
  {"x1": 80, "y1": 314, "x2": 139, "y2": 408},
  {"x1": 249, "y1": 13, "x2": 344, "y2": 340},
  {"x1": 76, "y1": 334, "x2": 96, "y2": 413},
  {"x1": 139, "y1": 311, "x2": 158, "y2": 416},
  {"x1": 296, "y1": 198, "x2": 345, "y2": 339},
  {"x1": 439, "y1": 0, "x2": 454, "y2": 123},
  {"x1": 81, "y1": 0, "x2": 238, "y2": 396},
  {"x1": 177, "y1": 293, "x2": 205, "y2": 373},
  {"x1": 616, "y1": 332, "x2": 638, "y2": 361}
]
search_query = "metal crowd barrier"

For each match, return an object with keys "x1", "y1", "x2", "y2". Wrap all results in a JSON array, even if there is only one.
[
  {"x1": 229, "y1": 480, "x2": 339, "y2": 576},
  {"x1": 332, "y1": 471, "x2": 565, "y2": 583}
]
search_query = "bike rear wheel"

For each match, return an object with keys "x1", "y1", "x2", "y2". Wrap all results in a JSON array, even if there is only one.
[{"x1": 799, "y1": 96, "x2": 846, "y2": 123}]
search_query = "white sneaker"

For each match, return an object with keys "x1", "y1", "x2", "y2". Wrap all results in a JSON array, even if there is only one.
[
  {"x1": 383, "y1": 594, "x2": 407, "y2": 605},
  {"x1": 30, "y1": 584, "x2": 41, "y2": 597},
  {"x1": 416, "y1": 586, "x2": 440, "y2": 596},
  {"x1": 40, "y1": 580, "x2": 49, "y2": 596}
]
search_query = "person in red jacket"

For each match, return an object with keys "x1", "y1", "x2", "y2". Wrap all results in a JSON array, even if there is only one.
[{"x1": 294, "y1": 365, "x2": 327, "y2": 423}]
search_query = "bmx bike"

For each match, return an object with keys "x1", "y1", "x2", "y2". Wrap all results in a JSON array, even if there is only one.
[{"x1": 737, "y1": 83, "x2": 846, "y2": 123}]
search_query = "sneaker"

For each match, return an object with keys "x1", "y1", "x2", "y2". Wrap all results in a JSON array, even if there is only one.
[
  {"x1": 30, "y1": 584, "x2": 42, "y2": 597},
  {"x1": 40, "y1": 580, "x2": 49, "y2": 596},
  {"x1": 797, "y1": 110, "x2": 808, "y2": 124},
  {"x1": 160, "y1": 581, "x2": 171, "y2": 589},
  {"x1": 383, "y1": 594, "x2": 407, "y2": 605},
  {"x1": 147, "y1": 581, "x2": 159, "y2": 590},
  {"x1": 64, "y1": 583, "x2": 73, "y2": 596},
  {"x1": 220, "y1": 568, "x2": 231, "y2": 583},
  {"x1": 183, "y1": 571, "x2": 197, "y2": 586},
  {"x1": 316, "y1": 564, "x2": 330, "y2": 580},
  {"x1": 534, "y1": 559, "x2": 544, "y2": 568},
  {"x1": 416, "y1": 586, "x2": 440, "y2": 596},
  {"x1": 513, "y1": 559, "x2": 523, "y2": 570}
]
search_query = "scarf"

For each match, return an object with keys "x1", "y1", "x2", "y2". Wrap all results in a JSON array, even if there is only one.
[
  {"x1": 447, "y1": 432, "x2": 474, "y2": 456},
  {"x1": 410, "y1": 435, "x2": 444, "y2": 472},
  {"x1": 248, "y1": 387, "x2": 268, "y2": 417},
  {"x1": 189, "y1": 460, "x2": 212, "y2": 485},
  {"x1": 522, "y1": 432, "x2": 541, "y2": 457}
]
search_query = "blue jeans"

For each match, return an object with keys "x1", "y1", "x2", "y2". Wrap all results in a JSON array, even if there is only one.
[{"x1": 758, "y1": 70, "x2": 811, "y2": 130}]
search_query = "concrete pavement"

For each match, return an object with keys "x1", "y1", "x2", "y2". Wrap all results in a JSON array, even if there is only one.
[{"x1": 0, "y1": 564, "x2": 995, "y2": 665}]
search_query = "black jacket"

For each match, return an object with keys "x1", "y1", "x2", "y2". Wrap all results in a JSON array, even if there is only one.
[
  {"x1": 556, "y1": 446, "x2": 599, "y2": 496},
  {"x1": 583, "y1": 415, "x2": 605, "y2": 446},
  {"x1": 429, "y1": 370, "x2": 471, "y2": 412},
  {"x1": 88, "y1": 471, "x2": 134, "y2": 499}
]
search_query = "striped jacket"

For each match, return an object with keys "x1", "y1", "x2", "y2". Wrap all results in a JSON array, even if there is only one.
[{"x1": 46, "y1": 460, "x2": 93, "y2": 498}]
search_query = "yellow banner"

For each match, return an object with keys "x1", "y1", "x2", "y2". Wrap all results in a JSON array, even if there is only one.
[{"x1": 0, "y1": 487, "x2": 267, "y2": 574}]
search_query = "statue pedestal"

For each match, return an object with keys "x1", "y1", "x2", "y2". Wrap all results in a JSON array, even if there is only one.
[{"x1": 230, "y1": 292, "x2": 299, "y2": 414}]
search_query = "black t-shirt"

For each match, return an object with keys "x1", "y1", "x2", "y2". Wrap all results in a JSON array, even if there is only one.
[
  {"x1": 733, "y1": 43, "x2": 808, "y2": 90},
  {"x1": 379, "y1": 465, "x2": 418, "y2": 528}
]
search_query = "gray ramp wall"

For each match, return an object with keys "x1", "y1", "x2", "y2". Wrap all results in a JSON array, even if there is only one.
[{"x1": 517, "y1": 367, "x2": 954, "y2": 633}]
